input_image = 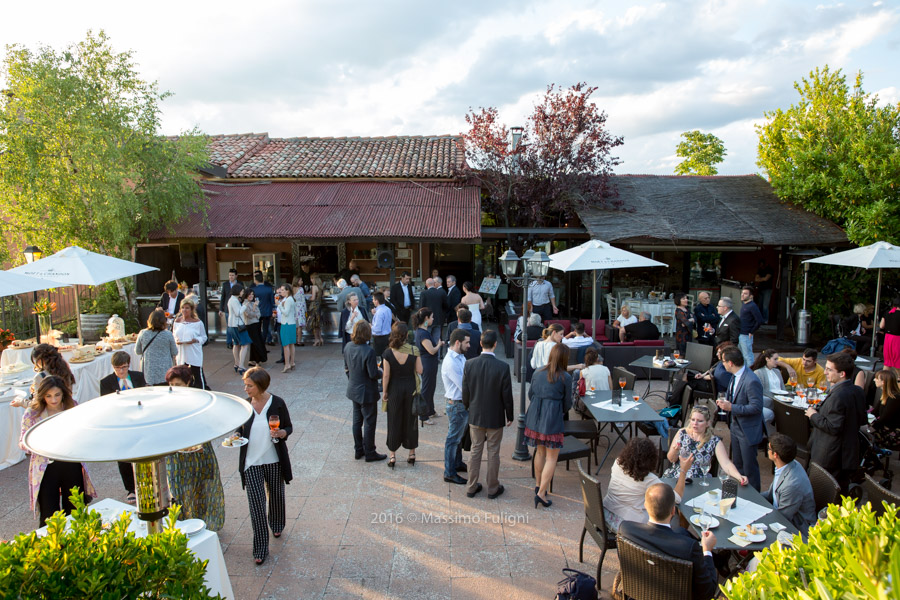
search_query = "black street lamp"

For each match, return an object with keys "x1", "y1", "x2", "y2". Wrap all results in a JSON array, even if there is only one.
[
  {"x1": 499, "y1": 248, "x2": 550, "y2": 461},
  {"x1": 23, "y1": 245, "x2": 43, "y2": 340}
]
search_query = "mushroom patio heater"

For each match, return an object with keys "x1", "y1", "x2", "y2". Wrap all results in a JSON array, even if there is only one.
[{"x1": 22, "y1": 386, "x2": 251, "y2": 534}]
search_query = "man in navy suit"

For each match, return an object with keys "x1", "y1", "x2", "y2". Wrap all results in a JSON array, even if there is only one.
[
  {"x1": 716, "y1": 347, "x2": 765, "y2": 490},
  {"x1": 618, "y1": 483, "x2": 718, "y2": 600},
  {"x1": 250, "y1": 271, "x2": 276, "y2": 345}
]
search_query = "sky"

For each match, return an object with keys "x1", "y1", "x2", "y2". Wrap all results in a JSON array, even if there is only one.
[{"x1": 1, "y1": 0, "x2": 897, "y2": 175}]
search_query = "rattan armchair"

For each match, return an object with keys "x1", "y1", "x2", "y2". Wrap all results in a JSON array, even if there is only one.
[
  {"x1": 862, "y1": 474, "x2": 900, "y2": 516},
  {"x1": 808, "y1": 462, "x2": 841, "y2": 513},
  {"x1": 577, "y1": 460, "x2": 616, "y2": 587},
  {"x1": 613, "y1": 534, "x2": 693, "y2": 600}
]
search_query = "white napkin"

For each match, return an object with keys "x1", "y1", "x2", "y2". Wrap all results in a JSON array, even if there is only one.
[
  {"x1": 592, "y1": 399, "x2": 641, "y2": 413},
  {"x1": 686, "y1": 496, "x2": 773, "y2": 527}
]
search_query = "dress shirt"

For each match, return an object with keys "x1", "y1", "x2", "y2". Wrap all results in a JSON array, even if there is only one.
[
  {"x1": 765, "y1": 368, "x2": 784, "y2": 393},
  {"x1": 441, "y1": 349, "x2": 466, "y2": 401},
  {"x1": 719, "y1": 309, "x2": 734, "y2": 327},
  {"x1": 402, "y1": 285, "x2": 412, "y2": 308},
  {"x1": 245, "y1": 397, "x2": 279, "y2": 469},
  {"x1": 562, "y1": 335, "x2": 595, "y2": 348},
  {"x1": 728, "y1": 365, "x2": 746, "y2": 400},
  {"x1": 372, "y1": 304, "x2": 393, "y2": 336},
  {"x1": 527, "y1": 280, "x2": 554, "y2": 305},
  {"x1": 344, "y1": 307, "x2": 363, "y2": 333},
  {"x1": 771, "y1": 464, "x2": 787, "y2": 509},
  {"x1": 166, "y1": 295, "x2": 177, "y2": 315},
  {"x1": 530, "y1": 339, "x2": 556, "y2": 369}
]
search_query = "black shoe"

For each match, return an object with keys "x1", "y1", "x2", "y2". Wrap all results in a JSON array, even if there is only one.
[
  {"x1": 276, "y1": 359, "x2": 285, "y2": 364},
  {"x1": 444, "y1": 474, "x2": 467, "y2": 485},
  {"x1": 355, "y1": 451, "x2": 364, "y2": 460},
  {"x1": 226, "y1": 344, "x2": 234, "y2": 350},
  {"x1": 488, "y1": 485, "x2": 505, "y2": 499},
  {"x1": 534, "y1": 494, "x2": 552, "y2": 508},
  {"x1": 466, "y1": 483, "x2": 483, "y2": 498},
  {"x1": 366, "y1": 453, "x2": 388, "y2": 462},
  {"x1": 456, "y1": 464, "x2": 467, "y2": 473}
]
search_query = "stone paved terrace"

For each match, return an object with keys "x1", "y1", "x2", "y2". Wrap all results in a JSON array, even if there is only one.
[{"x1": 1, "y1": 337, "x2": 787, "y2": 599}]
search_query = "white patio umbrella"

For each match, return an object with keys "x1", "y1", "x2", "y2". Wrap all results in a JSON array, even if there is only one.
[
  {"x1": 0, "y1": 271, "x2": 71, "y2": 297},
  {"x1": 548, "y1": 239, "x2": 668, "y2": 336},
  {"x1": 10, "y1": 246, "x2": 158, "y2": 343},
  {"x1": 803, "y1": 241, "x2": 900, "y2": 357}
]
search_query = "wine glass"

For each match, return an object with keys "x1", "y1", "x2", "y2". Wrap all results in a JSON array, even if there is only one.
[
  {"x1": 618, "y1": 377, "x2": 627, "y2": 390},
  {"x1": 673, "y1": 349, "x2": 681, "y2": 361},
  {"x1": 699, "y1": 512, "x2": 712, "y2": 535},
  {"x1": 699, "y1": 460, "x2": 711, "y2": 486},
  {"x1": 788, "y1": 375, "x2": 797, "y2": 391},
  {"x1": 268, "y1": 415, "x2": 281, "y2": 444}
]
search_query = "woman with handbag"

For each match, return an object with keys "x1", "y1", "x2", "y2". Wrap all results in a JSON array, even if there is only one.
[
  {"x1": 227, "y1": 284, "x2": 251, "y2": 374},
  {"x1": 135, "y1": 308, "x2": 178, "y2": 385},
  {"x1": 382, "y1": 322, "x2": 423, "y2": 469}
]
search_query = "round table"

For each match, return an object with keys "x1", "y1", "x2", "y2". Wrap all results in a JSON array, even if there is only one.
[{"x1": 0, "y1": 393, "x2": 26, "y2": 470}]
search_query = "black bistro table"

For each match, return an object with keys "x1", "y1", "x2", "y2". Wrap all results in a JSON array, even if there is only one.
[
  {"x1": 585, "y1": 390, "x2": 665, "y2": 473},
  {"x1": 662, "y1": 476, "x2": 800, "y2": 552},
  {"x1": 628, "y1": 355, "x2": 691, "y2": 400}
]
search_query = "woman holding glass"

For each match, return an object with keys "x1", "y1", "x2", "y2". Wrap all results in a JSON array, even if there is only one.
[
  {"x1": 237, "y1": 367, "x2": 293, "y2": 565},
  {"x1": 276, "y1": 285, "x2": 297, "y2": 372},
  {"x1": 243, "y1": 289, "x2": 268, "y2": 366},
  {"x1": 292, "y1": 276, "x2": 307, "y2": 347},
  {"x1": 663, "y1": 405, "x2": 747, "y2": 484},
  {"x1": 173, "y1": 298, "x2": 208, "y2": 389},
  {"x1": 674, "y1": 293, "x2": 694, "y2": 355}
]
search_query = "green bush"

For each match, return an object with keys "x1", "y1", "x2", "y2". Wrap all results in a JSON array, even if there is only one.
[
  {"x1": 0, "y1": 492, "x2": 221, "y2": 600},
  {"x1": 722, "y1": 497, "x2": 900, "y2": 600},
  {"x1": 81, "y1": 282, "x2": 141, "y2": 334}
]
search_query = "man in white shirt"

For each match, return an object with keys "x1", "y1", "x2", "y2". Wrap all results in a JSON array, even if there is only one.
[
  {"x1": 562, "y1": 322, "x2": 595, "y2": 349},
  {"x1": 527, "y1": 276, "x2": 557, "y2": 324},
  {"x1": 442, "y1": 329, "x2": 470, "y2": 484}
]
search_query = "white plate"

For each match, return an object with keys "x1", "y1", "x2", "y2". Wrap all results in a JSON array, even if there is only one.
[
  {"x1": 690, "y1": 514, "x2": 720, "y2": 529},
  {"x1": 732, "y1": 525, "x2": 766, "y2": 542},
  {"x1": 222, "y1": 437, "x2": 248, "y2": 448},
  {"x1": 772, "y1": 390, "x2": 792, "y2": 396},
  {"x1": 177, "y1": 518, "x2": 205, "y2": 537}
]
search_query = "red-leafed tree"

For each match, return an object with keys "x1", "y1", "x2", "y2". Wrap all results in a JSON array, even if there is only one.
[{"x1": 461, "y1": 83, "x2": 624, "y2": 253}]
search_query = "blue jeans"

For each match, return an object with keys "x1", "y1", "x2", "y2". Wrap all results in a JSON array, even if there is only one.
[
  {"x1": 759, "y1": 289, "x2": 773, "y2": 323},
  {"x1": 739, "y1": 334, "x2": 754, "y2": 368},
  {"x1": 443, "y1": 400, "x2": 468, "y2": 478}
]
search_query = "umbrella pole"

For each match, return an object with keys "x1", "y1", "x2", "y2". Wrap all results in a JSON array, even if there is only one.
[
  {"x1": 592, "y1": 269, "x2": 597, "y2": 339},
  {"x1": 75, "y1": 288, "x2": 83, "y2": 346},
  {"x1": 872, "y1": 269, "x2": 882, "y2": 358}
]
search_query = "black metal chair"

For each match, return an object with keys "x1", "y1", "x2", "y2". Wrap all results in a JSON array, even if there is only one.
[
  {"x1": 565, "y1": 418, "x2": 601, "y2": 465},
  {"x1": 613, "y1": 534, "x2": 693, "y2": 600},
  {"x1": 577, "y1": 460, "x2": 616, "y2": 587},
  {"x1": 637, "y1": 384, "x2": 692, "y2": 439},
  {"x1": 772, "y1": 400, "x2": 811, "y2": 467},
  {"x1": 611, "y1": 366, "x2": 636, "y2": 390},
  {"x1": 684, "y1": 341, "x2": 713, "y2": 373},
  {"x1": 808, "y1": 462, "x2": 841, "y2": 513},
  {"x1": 862, "y1": 474, "x2": 900, "y2": 516},
  {"x1": 530, "y1": 435, "x2": 591, "y2": 492}
]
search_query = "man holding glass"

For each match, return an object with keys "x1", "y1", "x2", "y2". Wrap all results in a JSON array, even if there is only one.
[{"x1": 716, "y1": 347, "x2": 765, "y2": 491}]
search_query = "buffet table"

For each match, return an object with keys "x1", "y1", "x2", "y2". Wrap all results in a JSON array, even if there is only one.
[{"x1": 0, "y1": 391, "x2": 25, "y2": 470}]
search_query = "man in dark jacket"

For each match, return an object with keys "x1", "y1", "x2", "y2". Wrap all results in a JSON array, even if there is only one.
[
  {"x1": 693, "y1": 291, "x2": 718, "y2": 346},
  {"x1": 390, "y1": 272, "x2": 416, "y2": 324},
  {"x1": 619, "y1": 483, "x2": 718, "y2": 600},
  {"x1": 714, "y1": 297, "x2": 741, "y2": 346},
  {"x1": 461, "y1": 330, "x2": 513, "y2": 498},
  {"x1": 421, "y1": 278, "x2": 448, "y2": 343},
  {"x1": 454, "y1": 308, "x2": 482, "y2": 360},
  {"x1": 446, "y1": 275, "x2": 462, "y2": 322},
  {"x1": 99, "y1": 351, "x2": 147, "y2": 503},
  {"x1": 344, "y1": 321, "x2": 386, "y2": 462},
  {"x1": 807, "y1": 352, "x2": 867, "y2": 493},
  {"x1": 250, "y1": 272, "x2": 276, "y2": 345},
  {"x1": 158, "y1": 280, "x2": 184, "y2": 316},
  {"x1": 218, "y1": 268, "x2": 240, "y2": 349},
  {"x1": 716, "y1": 347, "x2": 765, "y2": 490}
]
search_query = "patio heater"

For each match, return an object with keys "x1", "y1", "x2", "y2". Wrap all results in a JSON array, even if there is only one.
[
  {"x1": 500, "y1": 248, "x2": 549, "y2": 461},
  {"x1": 22, "y1": 386, "x2": 251, "y2": 534},
  {"x1": 23, "y1": 245, "x2": 43, "y2": 340}
]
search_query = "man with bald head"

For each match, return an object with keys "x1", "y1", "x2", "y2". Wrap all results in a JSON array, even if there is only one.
[
  {"x1": 618, "y1": 483, "x2": 719, "y2": 600},
  {"x1": 421, "y1": 277, "x2": 449, "y2": 346}
]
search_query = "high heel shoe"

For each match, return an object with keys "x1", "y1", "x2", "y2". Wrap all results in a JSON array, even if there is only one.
[
  {"x1": 233, "y1": 366, "x2": 239, "y2": 373},
  {"x1": 387, "y1": 456, "x2": 396, "y2": 469},
  {"x1": 534, "y1": 494, "x2": 552, "y2": 508},
  {"x1": 407, "y1": 453, "x2": 416, "y2": 465},
  {"x1": 282, "y1": 366, "x2": 290, "y2": 373}
]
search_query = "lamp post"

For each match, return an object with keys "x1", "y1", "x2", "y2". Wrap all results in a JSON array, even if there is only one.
[
  {"x1": 499, "y1": 247, "x2": 550, "y2": 461},
  {"x1": 23, "y1": 245, "x2": 43, "y2": 340}
]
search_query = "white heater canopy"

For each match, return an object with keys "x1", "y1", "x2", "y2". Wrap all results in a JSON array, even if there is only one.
[{"x1": 22, "y1": 387, "x2": 252, "y2": 462}]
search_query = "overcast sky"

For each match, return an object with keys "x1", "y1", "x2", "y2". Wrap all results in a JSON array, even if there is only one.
[{"x1": 2, "y1": 0, "x2": 897, "y2": 175}]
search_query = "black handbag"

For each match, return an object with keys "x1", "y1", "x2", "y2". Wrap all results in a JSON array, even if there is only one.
[{"x1": 555, "y1": 568, "x2": 598, "y2": 600}]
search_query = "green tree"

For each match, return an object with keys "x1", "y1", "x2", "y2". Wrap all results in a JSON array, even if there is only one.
[
  {"x1": 756, "y1": 66, "x2": 900, "y2": 245},
  {"x1": 674, "y1": 130, "x2": 726, "y2": 175},
  {"x1": 0, "y1": 30, "x2": 208, "y2": 276}
]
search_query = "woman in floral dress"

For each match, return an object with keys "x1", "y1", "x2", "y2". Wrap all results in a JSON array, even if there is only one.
[
  {"x1": 663, "y1": 405, "x2": 747, "y2": 483},
  {"x1": 307, "y1": 275, "x2": 325, "y2": 346}
]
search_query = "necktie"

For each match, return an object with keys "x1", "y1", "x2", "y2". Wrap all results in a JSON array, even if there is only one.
[{"x1": 728, "y1": 377, "x2": 736, "y2": 402}]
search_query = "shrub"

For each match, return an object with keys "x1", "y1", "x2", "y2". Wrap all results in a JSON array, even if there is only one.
[
  {"x1": 0, "y1": 492, "x2": 221, "y2": 599},
  {"x1": 722, "y1": 497, "x2": 899, "y2": 600}
]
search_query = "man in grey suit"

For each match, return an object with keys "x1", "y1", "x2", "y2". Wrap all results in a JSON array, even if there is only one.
[
  {"x1": 343, "y1": 321, "x2": 386, "y2": 462},
  {"x1": 461, "y1": 330, "x2": 514, "y2": 498},
  {"x1": 763, "y1": 433, "x2": 816, "y2": 537},
  {"x1": 714, "y1": 296, "x2": 741, "y2": 346},
  {"x1": 716, "y1": 347, "x2": 765, "y2": 490}
]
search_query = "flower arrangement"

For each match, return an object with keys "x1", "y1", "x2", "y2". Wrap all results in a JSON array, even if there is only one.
[
  {"x1": 0, "y1": 329, "x2": 14, "y2": 345},
  {"x1": 31, "y1": 298, "x2": 58, "y2": 316}
]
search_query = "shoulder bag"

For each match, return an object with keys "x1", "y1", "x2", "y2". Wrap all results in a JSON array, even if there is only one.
[{"x1": 399, "y1": 344, "x2": 429, "y2": 422}]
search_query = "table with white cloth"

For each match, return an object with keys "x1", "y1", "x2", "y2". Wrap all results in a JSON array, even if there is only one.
[
  {"x1": 0, "y1": 391, "x2": 26, "y2": 470},
  {"x1": 35, "y1": 498, "x2": 234, "y2": 599},
  {"x1": 1, "y1": 344, "x2": 140, "y2": 405}
]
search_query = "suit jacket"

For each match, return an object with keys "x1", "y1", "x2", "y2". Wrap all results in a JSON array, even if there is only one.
[
  {"x1": 336, "y1": 287, "x2": 369, "y2": 319},
  {"x1": 462, "y1": 353, "x2": 514, "y2": 429},
  {"x1": 456, "y1": 323, "x2": 482, "y2": 360},
  {"x1": 390, "y1": 282, "x2": 416, "y2": 314},
  {"x1": 761, "y1": 460, "x2": 816, "y2": 537},
  {"x1": 158, "y1": 292, "x2": 184, "y2": 315},
  {"x1": 421, "y1": 287, "x2": 449, "y2": 325},
  {"x1": 251, "y1": 282, "x2": 276, "y2": 315},
  {"x1": 344, "y1": 342, "x2": 380, "y2": 404},
  {"x1": 446, "y1": 285, "x2": 462, "y2": 318},
  {"x1": 219, "y1": 281, "x2": 241, "y2": 313},
  {"x1": 99, "y1": 370, "x2": 147, "y2": 395},
  {"x1": 728, "y1": 368, "x2": 765, "y2": 446},
  {"x1": 238, "y1": 394, "x2": 293, "y2": 488},
  {"x1": 618, "y1": 521, "x2": 718, "y2": 600},
  {"x1": 714, "y1": 311, "x2": 741, "y2": 346},
  {"x1": 809, "y1": 380, "x2": 867, "y2": 474}
]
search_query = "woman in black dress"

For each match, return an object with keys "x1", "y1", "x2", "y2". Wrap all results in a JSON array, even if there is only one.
[
  {"x1": 382, "y1": 323, "x2": 423, "y2": 468},
  {"x1": 411, "y1": 308, "x2": 443, "y2": 425}
]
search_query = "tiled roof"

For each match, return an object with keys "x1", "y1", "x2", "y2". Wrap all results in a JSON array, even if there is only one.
[
  {"x1": 576, "y1": 175, "x2": 847, "y2": 246},
  {"x1": 150, "y1": 181, "x2": 480, "y2": 242},
  {"x1": 205, "y1": 134, "x2": 465, "y2": 179}
]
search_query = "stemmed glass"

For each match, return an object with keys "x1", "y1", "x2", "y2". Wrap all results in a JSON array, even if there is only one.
[
  {"x1": 618, "y1": 377, "x2": 627, "y2": 391},
  {"x1": 699, "y1": 460, "x2": 711, "y2": 486},
  {"x1": 673, "y1": 349, "x2": 681, "y2": 361},
  {"x1": 699, "y1": 510, "x2": 712, "y2": 535},
  {"x1": 268, "y1": 415, "x2": 281, "y2": 444}
]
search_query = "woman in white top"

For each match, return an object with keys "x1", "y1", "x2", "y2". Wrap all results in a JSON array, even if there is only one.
[
  {"x1": 531, "y1": 324, "x2": 585, "y2": 373},
  {"x1": 612, "y1": 305, "x2": 637, "y2": 332},
  {"x1": 226, "y1": 285, "x2": 251, "y2": 374},
  {"x1": 276, "y1": 285, "x2": 297, "y2": 373},
  {"x1": 579, "y1": 348, "x2": 611, "y2": 392},
  {"x1": 173, "y1": 298, "x2": 208, "y2": 389},
  {"x1": 460, "y1": 281, "x2": 485, "y2": 329},
  {"x1": 750, "y1": 349, "x2": 782, "y2": 432},
  {"x1": 292, "y1": 276, "x2": 307, "y2": 346},
  {"x1": 603, "y1": 437, "x2": 691, "y2": 531}
]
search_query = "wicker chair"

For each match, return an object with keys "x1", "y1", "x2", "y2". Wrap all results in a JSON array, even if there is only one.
[
  {"x1": 577, "y1": 460, "x2": 616, "y2": 586},
  {"x1": 772, "y1": 400, "x2": 811, "y2": 467},
  {"x1": 808, "y1": 462, "x2": 841, "y2": 513},
  {"x1": 613, "y1": 534, "x2": 693, "y2": 600},
  {"x1": 862, "y1": 474, "x2": 900, "y2": 516}
]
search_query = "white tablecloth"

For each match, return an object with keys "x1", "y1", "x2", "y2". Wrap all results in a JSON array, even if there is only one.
[
  {"x1": 36, "y1": 498, "x2": 233, "y2": 599},
  {"x1": 1, "y1": 344, "x2": 139, "y2": 405},
  {"x1": 686, "y1": 494, "x2": 773, "y2": 527},
  {"x1": 0, "y1": 394, "x2": 26, "y2": 470}
]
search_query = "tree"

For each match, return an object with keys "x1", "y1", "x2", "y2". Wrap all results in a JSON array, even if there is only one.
[
  {"x1": 0, "y1": 31, "x2": 208, "y2": 279},
  {"x1": 674, "y1": 130, "x2": 726, "y2": 175},
  {"x1": 756, "y1": 66, "x2": 900, "y2": 246},
  {"x1": 461, "y1": 83, "x2": 624, "y2": 253}
]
